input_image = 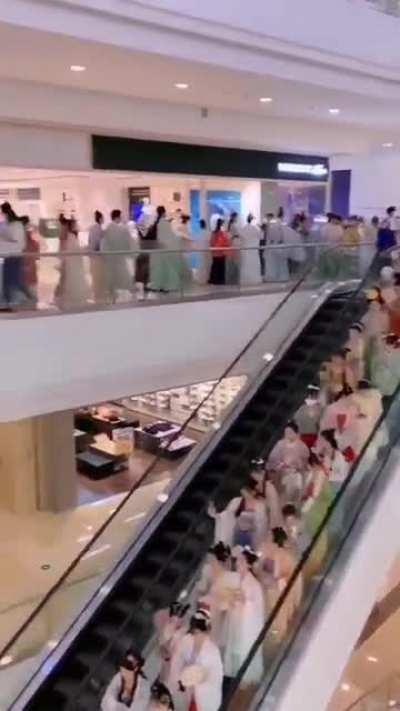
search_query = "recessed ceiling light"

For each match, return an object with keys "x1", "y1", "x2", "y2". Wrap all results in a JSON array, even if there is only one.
[
  {"x1": 70, "y1": 64, "x2": 86, "y2": 72},
  {"x1": 260, "y1": 97, "x2": 273, "y2": 103},
  {"x1": 388, "y1": 700, "x2": 398, "y2": 708},
  {"x1": 341, "y1": 683, "x2": 351, "y2": 692},
  {"x1": 174, "y1": 82, "x2": 189, "y2": 90},
  {"x1": 383, "y1": 142, "x2": 394, "y2": 148},
  {"x1": 329, "y1": 108, "x2": 341, "y2": 115},
  {"x1": 367, "y1": 655, "x2": 379, "y2": 663},
  {"x1": 0, "y1": 655, "x2": 14, "y2": 667}
]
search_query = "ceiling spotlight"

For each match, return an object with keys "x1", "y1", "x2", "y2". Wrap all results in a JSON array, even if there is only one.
[
  {"x1": 260, "y1": 97, "x2": 273, "y2": 103},
  {"x1": 383, "y1": 142, "x2": 394, "y2": 148},
  {"x1": 0, "y1": 655, "x2": 14, "y2": 667},
  {"x1": 341, "y1": 683, "x2": 351, "y2": 692},
  {"x1": 70, "y1": 64, "x2": 86, "y2": 72},
  {"x1": 329, "y1": 108, "x2": 341, "y2": 115},
  {"x1": 174, "y1": 82, "x2": 189, "y2": 90},
  {"x1": 367, "y1": 655, "x2": 379, "y2": 663}
]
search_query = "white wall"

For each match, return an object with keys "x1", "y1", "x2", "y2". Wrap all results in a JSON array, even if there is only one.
[
  {"x1": 331, "y1": 152, "x2": 400, "y2": 219},
  {"x1": 0, "y1": 290, "x2": 313, "y2": 422}
]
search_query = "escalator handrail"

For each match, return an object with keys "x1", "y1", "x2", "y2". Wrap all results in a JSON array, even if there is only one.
[
  {"x1": 221, "y1": 309, "x2": 400, "y2": 709},
  {"x1": 0, "y1": 244, "x2": 339, "y2": 664}
]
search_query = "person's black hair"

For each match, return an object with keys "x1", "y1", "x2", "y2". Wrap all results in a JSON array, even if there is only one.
[
  {"x1": 334, "y1": 383, "x2": 353, "y2": 401},
  {"x1": 214, "y1": 217, "x2": 225, "y2": 233},
  {"x1": 120, "y1": 657, "x2": 135, "y2": 672},
  {"x1": 282, "y1": 503, "x2": 298, "y2": 518},
  {"x1": 151, "y1": 681, "x2": 175, "y2": 709},
  {"x1": 111, "y1": 209, "x2": 122, "y2": 221},
  {"x1": 181, "y1": 213, "x2": 191, "y2": 224},
  {"x1": 387, "y1": 206, "x2": 396, "y2": 216},
  {"x1": 125, "y1": 647, "x2": 145, "y2": 670},
  {"x1": 156, "y1": 205, "x2": 166, "y2": 222},
  {"x1": 189, "y1": 610, "x2": 210, "y2": 633},
  {"x1": 320, "y1": 428, "x2": 338, "y2": 450},
  {"x1": 169, "y1": 601, "x2": 190, "y2": 618},
  {"x1": 199, "y1": 218, "x2": 207, "y2": 230},
  {"x1": 285, "y1": 420, "x2": 299, "y2": 434},
  {"x1": 308, "y1": 450, "x2": 321, "y2": 467},
  {"x1": 266, "y1": 212, "x2": 274, "y2": 219},
  {"x1": 64, "y1": 217, "x2": 78, "y2": 234},
  {"x1": 277, "y1": 206, "x2": 284, "y2": 219},
  {"x1": 241, "y1": 546, "x2": 259, "y2": 567},
  {"x1": 247, "y1": 213, "x2": 254, "y2": 224},
  {"x1": 227, "y1": 212, "x2": 238, "y2": 233},
  {"x1": 209, "y1": 541, "x2": 231, "y2": 563},
  {"x1": 372, "y1": 215, "x2": 380, "y2": 226},
  {"x1": 1, "y1": 202, "x2": 18, "y2": 222},
  {"x1": 59, "y1": 212, "x2": 67, "y2": 225},
  {"x1": 94, "y1": 210, "x2": 103, "y2": 224},
  {"x1": 20, "y1": 215, "x2": 30, "y2": 226},
  {"x1": 272, "y1": 526, "x2": 288, "y2": 548},
  {"x1": 358, "y1": 379, "x2": 372, "y2": 390}
]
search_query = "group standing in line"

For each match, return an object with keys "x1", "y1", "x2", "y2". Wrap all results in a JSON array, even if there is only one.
[{"x1": 101, "y1": 262, "x2": 400, "y2": 711}]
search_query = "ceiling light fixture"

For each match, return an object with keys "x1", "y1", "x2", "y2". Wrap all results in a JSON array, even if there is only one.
[
  {"x1": 260, "y1": 97, "x2": 273, "y2": 103},
  {"x1": 341, "y1": 683, "x2": 351, "y2": 692},
  {"x1": 70, "y1": 64, "x2": 86, "y2": 72},
  {"x1": 329, "y1": 108, "x2": 341, "y2": 115},
  {"x1": 383, "y1": 142, "x2": 394, "y2": 148},
  {"x1": 174, "y1": 82, "x2": 189, "y2": 90},
  {"x1": 0, "y1": 655, "x2": 14, "y2": 667},
  {"x1": 367, "y1": 655, "x2": 379, "y2": 663}
]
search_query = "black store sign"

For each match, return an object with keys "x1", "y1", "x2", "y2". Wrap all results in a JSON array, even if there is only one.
[{"x1": 92, "y1": 135, "x2": 329, "y2": 182}]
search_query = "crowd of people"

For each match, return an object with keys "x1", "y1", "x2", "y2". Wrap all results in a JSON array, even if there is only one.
[
  {"x1": 100, "y1": 263, "x2": 400, "y2": 710},
  {"x1": 1, "y1": 199, "x2": 400, "y2": 310}
]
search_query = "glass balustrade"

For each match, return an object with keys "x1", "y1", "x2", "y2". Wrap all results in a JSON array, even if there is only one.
[{"x1": 0, "y1": 242, "x2": 371, "y2": 314}]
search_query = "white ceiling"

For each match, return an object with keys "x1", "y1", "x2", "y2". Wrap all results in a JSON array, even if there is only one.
[
  {"x1": 140, "y1": 0, "x2": 400, "y2": 71},
  {"x1": 1, "y1": 22, "x2": 400, "y2": 136}
]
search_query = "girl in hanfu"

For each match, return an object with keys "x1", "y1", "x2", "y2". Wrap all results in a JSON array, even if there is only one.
[
  {"x1": 208, "y1": 477, "x2": 268, "y2": 549},
  {"x1": 101, "y1": 651, "x2": 151, "y2": 711},
  {"x1": 223, "y1": 547, "x2": 265, "y2": 686},
  {"x1": 257, "y1": 528, "x2": 303, "y2": 642},
  {"x1": 168, "y1": 609, "x2": 223, "y2": 711}
]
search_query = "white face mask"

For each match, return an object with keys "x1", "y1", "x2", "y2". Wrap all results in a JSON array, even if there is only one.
[{"x1": 305, "y1": 397, "x2": 317, "y2": 406}]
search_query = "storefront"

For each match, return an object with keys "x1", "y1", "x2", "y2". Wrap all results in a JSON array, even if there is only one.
[{"x1": 74, "y1": 376, "x2": 247, "y2": 503}]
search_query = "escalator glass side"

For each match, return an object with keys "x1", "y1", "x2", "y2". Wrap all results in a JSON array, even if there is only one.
[
  {"x1": 222, "y1": 364, "x2": 400, "y2": 710},
  {"x1": 0, "y1": 246, "x2": 376, "y2": 710}
]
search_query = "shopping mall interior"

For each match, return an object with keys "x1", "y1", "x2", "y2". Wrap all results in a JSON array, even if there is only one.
[{"x1": 2, "y1": 1, "x2": 400, "y2": 710}]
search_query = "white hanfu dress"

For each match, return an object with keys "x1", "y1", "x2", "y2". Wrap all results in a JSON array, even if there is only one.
[
  {"x1": 213, "y1": 496, "x2": 268, "y2": 549},
  {"x1": 239, "y1": 223, "x2": 262, "y2": 285},
  {"x1": 168, "y1": 633, "x2": 223, "y2": 711},
  {"x1": 101, "y1": 673, "x2": 151, "y2": 711},
  {"x1": 223, "y1": 571, "x2": 265, "y2": 685},
  {"x1": 268, "y1": 436, "x2": 309, "y2": 473}
]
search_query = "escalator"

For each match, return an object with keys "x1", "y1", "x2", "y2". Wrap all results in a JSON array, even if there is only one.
[
  {"x1": 218, "y1": 335, "x2": 400, "y2": 710},
  {"x1": 0, "y1": 247, "x2": 375, "y2": 711},
  {"x1": 21, "y1": 287, "x2": 367, "y2": 710}
]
